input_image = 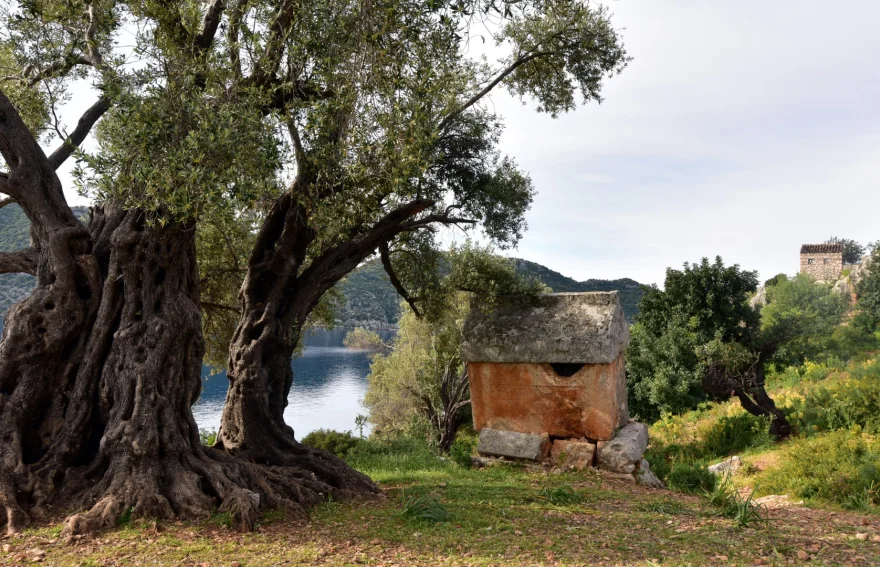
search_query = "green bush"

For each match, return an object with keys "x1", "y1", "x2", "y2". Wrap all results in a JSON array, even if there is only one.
[
  {"x1": 782, "y1": 363, "x2": 880, "y2": 435},
  {"x1": 301, "y1": 429, "x2": 363, "y2": 457},
  {"x1": 199, "y1": 429, "x2": 217, "y2": 446},
  {"x1": 759, "y1": 430, "x2": 880, "y2": 508},
  {"x1": 665, "y1": 461, "x2": 717, "y2": 494},
  {"x1": 699, "y1": 414, "x2": 772, "y2": 456},
  {"x1": 449, "y1": 433, "x2": 477, "y2": 468}
]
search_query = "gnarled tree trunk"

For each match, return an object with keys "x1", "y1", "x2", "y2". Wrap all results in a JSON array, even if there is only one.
[
  {"x1": 217, "y1": 192, "x2": 432, "y2": 464},
  {"x1": 1, "y1": 202, "x2": 376, "y2": 535}
]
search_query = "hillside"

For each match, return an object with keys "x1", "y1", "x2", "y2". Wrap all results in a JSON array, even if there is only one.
[
  {"x1": 512, "y1": 258, "x2": 643, "y2": 321},
  {"x1": 0, "y1": 204, "x2": 643, "y2": 326},
  {"x1": 334, "y1": 258, "x2": 644, "y2": 328}
]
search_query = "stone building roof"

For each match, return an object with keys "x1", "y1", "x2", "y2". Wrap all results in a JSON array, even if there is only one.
[
  {"x1": 461, "y1": 292, "x2": 629, "y2": 364},
  {"x1": 800, "y1": 244, "x2": 843, "y2": 254}
]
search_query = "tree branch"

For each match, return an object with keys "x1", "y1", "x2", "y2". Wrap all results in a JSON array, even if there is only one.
[
  {"x1": 438, "y1": 50, "x2": 555, "y2": 131},
  {"x1": 46, "y1": 96, "x2": 111, "y2": 170},
  {"x1": 0, "y1": 248, "x2": 37, "y2": 275},
  {"x1": 194, "y1": 0, "x2": 226, "y2": 53},
  {"x1": 379, "y1": 241, "x2": 421, "y2": 318},
  {"x1": 251, "y1": 0, "x2": 297, "y2": 86}
]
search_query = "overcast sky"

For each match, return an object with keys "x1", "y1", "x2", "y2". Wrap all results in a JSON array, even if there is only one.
[
  {"x1": 56, "y1": 1, "x2": 880, "y2": 287},
  {"x1": 477, "y1": 0, "x2": 880, "y2": 285}
]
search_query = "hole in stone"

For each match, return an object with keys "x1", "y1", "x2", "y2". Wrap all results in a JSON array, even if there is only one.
[
  {"x1": 549, "y1": 363, "x2": 585, "y2": 378},
  {"x1": 36, "y1": 327, "x2": 47, "y2": 334},
  {"x1": 154, "y1": 267, "x2": 166, "y2": 286},
  {"x1": 44, "y1": 302, "x2": 55, "y2": 310}
]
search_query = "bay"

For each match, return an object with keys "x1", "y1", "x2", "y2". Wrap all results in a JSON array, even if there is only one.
[{"x1": 192, "y1": 328, "x2": 394, "y2": 437}]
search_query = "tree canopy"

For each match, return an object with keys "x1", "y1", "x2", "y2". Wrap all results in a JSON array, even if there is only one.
[
  {"x1": 627, "y1": 258, "x2": 847, "y2": 437},
  {"x1": 0, "y1": 0, "x2": 629, "y2": 533}
]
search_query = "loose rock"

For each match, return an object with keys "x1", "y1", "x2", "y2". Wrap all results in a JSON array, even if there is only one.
[
  {"x1": 597, "y1": 422, "x2": 648, "y2": 474},
  {"x1": 708, "y1": 456, "x2": 742, "y2": 475},
  {"x1": 477, "y1": 428, "x2": 551, "y2": 461},
  {"x1": 551, "y1": 439, "x2": 596, "y2": 470}
]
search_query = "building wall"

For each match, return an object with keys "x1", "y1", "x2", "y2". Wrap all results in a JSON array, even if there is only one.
[
  {"x1": 800, "y1": 252, "x2": 843, "y2": 281},
  {"x1": 467, "y1": 354, "x2": 629, "y2": 441}
]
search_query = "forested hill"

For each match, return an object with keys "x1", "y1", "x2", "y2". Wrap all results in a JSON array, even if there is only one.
[
  {"x1": 512, "y1": 259, "x2": 643, "y2": 319},
  {"x1": 0, "y1": 204, "x2": 643, "y2": 327},
  {"x1": 336, "y1": 258, "x2": 644, "y2": 328}
]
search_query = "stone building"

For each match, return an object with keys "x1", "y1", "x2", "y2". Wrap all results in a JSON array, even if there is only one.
[
  {"x1": 461, "y1": 292, "x2": 629, "y2": 441},
  {"x1": 460, "y1": 292, "x2": 663, "y2": 486},
  {"x1": 800, "y1": 243, "x2": 843, "y2": 282}
]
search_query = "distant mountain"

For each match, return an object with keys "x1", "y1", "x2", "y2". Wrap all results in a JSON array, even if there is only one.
[
  {"x1": 512, "y1": 259, "x2": 643, "y2": 322},
  {"x1": 0, "y1": 204, "x2": 644, "y2": 327},
  {"x1": 334, "y1": 258, "x2": 644, "y2": 328}
]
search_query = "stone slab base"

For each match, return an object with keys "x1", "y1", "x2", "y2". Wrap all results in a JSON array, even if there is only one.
[{"x1": 477, "y1": 428, "x2": 551, "y2": 461}]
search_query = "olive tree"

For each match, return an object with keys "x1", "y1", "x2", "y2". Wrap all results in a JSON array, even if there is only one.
[{"x1": 0, "y1": 0, "x2": 628, "y2": 533}]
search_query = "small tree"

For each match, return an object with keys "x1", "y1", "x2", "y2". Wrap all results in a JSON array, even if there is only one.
[
  {"x1": 760, "y1": 273, "x2": 849, "y2": 366},
  {"x1": 343, "y1": 328, "x2": 389, "y2": 352},
  {"x1": 826, "y1": 237, "x2": 866, "y2": 265},
  {"x1": 628, "y1": 258, "x2": 845, "y2": 438},
  {"x1": 627, "y1": 258, "x2": 760, "y2": 421}
]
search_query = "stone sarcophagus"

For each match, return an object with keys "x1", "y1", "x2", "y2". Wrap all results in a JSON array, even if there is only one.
[{"x1": 461, "y1": 292, "x2": 630, "y2": 442}]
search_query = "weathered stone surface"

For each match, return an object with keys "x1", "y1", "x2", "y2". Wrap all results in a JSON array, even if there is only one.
[
  {"x1": 596, "y1": 422, "x2": 648, "y2": 474},
  {"x1": 551, "y1": 439, "x2": 596, "y2": 470},
  {"x1": 636, "y1": 459, "x2": 665, "y2": 488},
  {"x1": 707, "y1": 455, "x2": 742, "y2": 475},
  {"x1": 476, "y1": 428, "x2": 550, "y2": 461},
  {"x1": 461, "y1": 292, "x2": 629, "y2": 364},
  {"x1": 468, "y1": 355, "x2": 629, "y2": 440},
  {"x1": 800, "y1": 244, "x2": 844, "y2": 282}
]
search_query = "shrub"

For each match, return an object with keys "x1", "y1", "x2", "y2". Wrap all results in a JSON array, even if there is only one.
[
  {"x1": 698, "y1": 413, "x2": 772, "y2": 456},
  {"x1": 199, "y1": 429, "x2": 217, "y2": 446},
  {"x1": 666, "y1": 462, "x2": 717, "y2": 494},
  {"x1": 449, "y1": 432, "x2": 477, "y2": 468},
  {"x1": 301, "y1": 429, "x2": 363, "y2": 457},
  {"x1": 759, "y1": 430, "x2": 880, "y2": 508},
  {"x1": 782, "y1": 366, "x2": 880, "y2": 435}
]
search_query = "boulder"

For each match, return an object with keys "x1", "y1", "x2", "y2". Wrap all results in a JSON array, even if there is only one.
[
  {"x1": 477, "y1": 428, "x2": 550, "y2": 461},
  {"x1": 707, "y1": 456, "x2": 742, "y2": 475},
  {"x1": 551, "y1": 439, "x2": 596, "y2": 470},
  {"x1": 596, "y1": 422, "x2": 648, "y2": 474},
  {"x1": 635, "y1": 459, "x2": 665, "y2": 488}
]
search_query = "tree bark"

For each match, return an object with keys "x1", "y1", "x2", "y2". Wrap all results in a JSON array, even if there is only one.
[
  {"x1": 0, "y1": 203, "x2": 375, "y2": 535},
  {"x1": 216, "y1": 194, "x2": 377, "y2": 496},
  {"x1": 217, "y1": 193, "x2": 433, "y2": 460}
]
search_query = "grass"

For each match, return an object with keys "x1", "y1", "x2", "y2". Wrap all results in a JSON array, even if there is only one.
[{"x1": 6, "y1": 436, "x2": 880, "y2": 566}]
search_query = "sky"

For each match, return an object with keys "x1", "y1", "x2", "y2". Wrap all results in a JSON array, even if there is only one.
[
  {"x1": 479, "y1": 0, "x2": 880, "y2": 285},
  {"x1": 55, "y1": 0, "x2": 880, "y2": 286}
]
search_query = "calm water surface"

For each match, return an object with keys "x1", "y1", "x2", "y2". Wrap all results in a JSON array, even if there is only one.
[{"x1": 193, "y1": 328, "x2": 393, "y2": 437}]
